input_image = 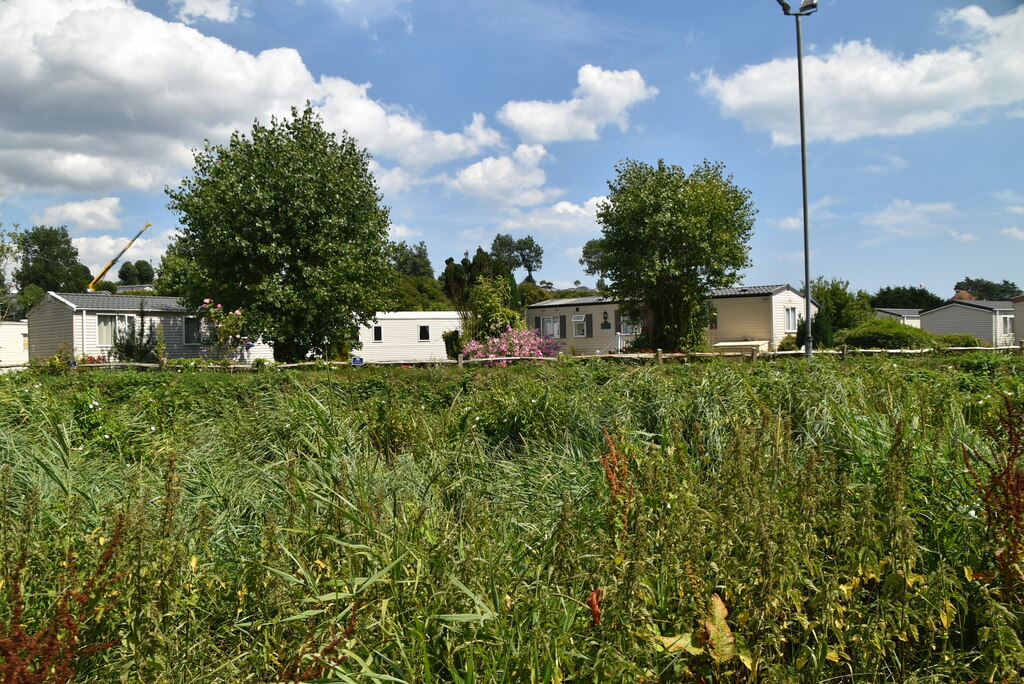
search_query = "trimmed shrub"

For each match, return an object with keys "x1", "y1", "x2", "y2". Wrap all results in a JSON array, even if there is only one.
[
  {"x1": 934, "y1": 333, "x2": 982, "y2": 348},
  {"x1": 838, "y1": 318, "x2": 934, "y2": 349}
]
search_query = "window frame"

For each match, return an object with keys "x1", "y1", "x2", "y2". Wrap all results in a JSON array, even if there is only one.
[
  {"x1": 620, "y1": 317, "x2": 639, "y2": 336},
  {"x1": 572, "y1": 314, "x2": 586, "y2": 338},
  {"x1": 372, "y1": 325, "x2": 383, "y2": 343},
  {"x1": 784, "y1": 307, "x2": 798, "y2": 333},
  {"x1": 96, "y1": 313, "x2": 135, "y2": 347},
  {"x1": 418, "y1": 324, "x2": 431, "y2": 342},
  {"x1": 184, "y1": 315, "x2": 202, "y2": 345},
  {"x1": 540, "y1": 316, "x2": 560, "y2": 338},
  {"x1": 1003, "y1": 315, "x2": 1015, "y2": 335}
]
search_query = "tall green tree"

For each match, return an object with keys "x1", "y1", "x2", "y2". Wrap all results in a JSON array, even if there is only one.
[
  {"x1": 811, "y1": 277, "x2": 873, "y2": 333},
  {"x1": 515, "y1": 236, "x2": 543, "y2": 283},
  {"x1": 134, "y1": 260, "x2": 155, "y2": 285},
  {"x1": 117, "y1": 261, "x2": 138, "y2": 285},
  {"x1": 14, "y1": 225, "x2": 93, "y2": 292},
  {"x1": 165, "y1": 105, "x2": 392, "y2": 361},
  {"x1": 871, "y1": 285, "x2": 944, "y2": 309},
  {"x1": 581, "y1": 159, "x2": 755, "y2": 351},
  {"x1": 953, "y1": 277, "x2": 1021, "y2": 301},
  {"x1": 390, "y1": 241, "x2": 434, "y2": 278},
  {"x1": 490, "y1": 233, "x2": 520, "y2": 272}
]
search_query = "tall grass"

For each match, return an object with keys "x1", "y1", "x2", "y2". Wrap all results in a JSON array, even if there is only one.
[{"x1": 0, "y1": 356, "x2": 1022, "y2": 682}]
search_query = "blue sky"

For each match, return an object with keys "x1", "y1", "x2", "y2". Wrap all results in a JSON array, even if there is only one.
[{"x1": 1, "y1": 0, "x2": 1021, "y2": 296}]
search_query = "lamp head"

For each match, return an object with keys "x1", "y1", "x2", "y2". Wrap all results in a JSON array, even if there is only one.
[
  {"x1": 776, "y1": 0, "x2": 792, "y2": 13},
  {"x1": 800, "y1": 0, "x2": 818, "y2": 12}
]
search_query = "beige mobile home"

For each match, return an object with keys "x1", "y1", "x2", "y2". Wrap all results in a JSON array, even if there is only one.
[
  {"x1": 0, "y1": 320, "x2": 28, "y2": 368},
  {"x1": 356, "y1": 311, "x2": 462, "y2": 363},
  {"x1": 919, "y1": 300, "x2": 1015, "y2": 346},
  {"x1": 525, "y1": 285, "x2": 816, "y2": 355},
  {"x1": 874, "y1": 308, "x2": 922, "y2": 328},
  {"x1": 526, "y1": 296, "x2": 639, "y2": 355},
  {"x1": 708, "y1": 285, "x2": 818, "y2": 351},
  {"x1": 28, "y1": 292, "x2": 274, "y2": 362}
]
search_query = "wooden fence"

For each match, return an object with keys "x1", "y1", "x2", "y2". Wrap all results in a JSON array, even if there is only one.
[{"x1": 5, "y1": 340, "x2": 1022, "y2": 373}]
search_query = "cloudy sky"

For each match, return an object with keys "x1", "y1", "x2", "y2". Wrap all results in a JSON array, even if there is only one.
[{"x1": 1, "y1": 0, "x2": 1022, "y2": 295}]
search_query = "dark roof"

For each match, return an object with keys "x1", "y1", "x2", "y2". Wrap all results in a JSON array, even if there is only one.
[
  {"x1": 49, "y1": 292, "x2": 189, "y2": 313},
  {"x1": 875, "y1": 308, "x2": 922, "y2": 317},
  {"x1": 920, "y1": 299, "x2": 1013, "y2": 314},
  {"x1": 710, "y1": 284, "x2": 791, "y2": 298},
  {"x1": 526, "y1": 296, "x2": 615, "y2": 310}
]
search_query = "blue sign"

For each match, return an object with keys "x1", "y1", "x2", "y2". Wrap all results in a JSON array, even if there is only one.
[{"x1": 351, "y1": 357, "x2": 364, "y2": 367}]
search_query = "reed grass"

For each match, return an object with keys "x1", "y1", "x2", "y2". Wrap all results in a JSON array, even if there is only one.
[{"x1": 0, "y1": 356, "x2": 1022, "y2": 682}]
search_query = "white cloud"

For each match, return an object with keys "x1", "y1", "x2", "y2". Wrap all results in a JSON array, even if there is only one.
[
  {"x1": 1008, "y1": 206, "x2": 1024, "y2": 215},
  {"x1": 497, "y1": 197, "x2": 604, "y2": 237},
  {"x1": 947, "y1": 228, "x2": 978, "y2": 242},
  {"x1": 171, "y1": 0, "x2": 240, "y2": 24},
  {"x1": 563, "y1": 246, "x2": 583, "y2": 260},
  {"x1": 72, "y1": 228, "x2": 176, "y2": 276},
  {"x1": 388, "y1": 223, "x2": 422, "y2": 240},
  {"x1": 449, "y1": 145, "x2": 563, "y2": 206},
  {"x1": 1001, "y1": 227, "x2": 1024, "y2": 240},
  {"x1": 860, "y1": 199, "x2": 966, "y2": 245},
  {"x1": 700, "y1": 6, "x2": 1024, "y2": 144},
  {"x1": 458, "y1": 227, "x2": 485, "y2": 245},
  {"x1": 860, "y1": 153, "x2": 909, "y2": 175},
  {"x1": 33, "y1": 197, "x2": 122, "y2": 232},
  {"x1": 778, "y1": 195, "x2": 841, "y2": 230},
  {"x1": 0, "y1": 0, "x2": 500, "y2": 196},
  {"x1": 498, "y1": 64, "x2": 658, "y2": 143},
  {"x1": 324, "y1": 0, "x2": 413, "y2": 32}
]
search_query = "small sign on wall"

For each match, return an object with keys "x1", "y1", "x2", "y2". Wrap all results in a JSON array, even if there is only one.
[{"x1": 351, "y1": 357, "x2": 364, "y2": 367}]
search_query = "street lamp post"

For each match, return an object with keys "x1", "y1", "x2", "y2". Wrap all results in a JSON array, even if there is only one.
[{"x1": 776, "y1": 0, "x2": 817, "y2": 358}]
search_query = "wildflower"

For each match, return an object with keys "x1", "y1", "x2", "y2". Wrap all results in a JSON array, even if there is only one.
[
  {"x1": 233, "y1": 309, "x2": 241, "y2": 316},
  {"x1": 104, "y1": 434, "x2": 110, "y2": 439},
  {"x1": 150, "y1": 426, "x2": 156, "y2": 431},
  {"x1": 203, "y1": 298, "x2": 212, "y2": 304}
]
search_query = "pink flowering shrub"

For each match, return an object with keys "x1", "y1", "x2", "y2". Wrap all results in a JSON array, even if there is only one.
[
  {"x1": 201, "y1": 299, "x2": 250, "y2": 360},
  {"x1": 462, "y1": 326, "x2": 561, "y2": 366}
]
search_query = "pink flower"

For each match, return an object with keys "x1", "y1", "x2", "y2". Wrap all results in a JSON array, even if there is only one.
[
  {"x1": 233, "y1": 309, "x2": 242, "y2": 316},
  {"x1": 203, "y1": 298, "x2": 212, "y2": 304},
  {"x1": 216, "y1": 303, "x2": 222, "y2": 309}
]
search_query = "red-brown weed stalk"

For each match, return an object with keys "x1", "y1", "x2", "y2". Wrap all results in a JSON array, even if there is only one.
[
  {"x1": 965, "y1": 396, "x2": 1024, "y2": 599},
  {"x1": 0, "y1": 514, "x2": 125, "y2": 683},
  {"x1": 600, "y1": 426, "x2": 635, "y2": 544}
]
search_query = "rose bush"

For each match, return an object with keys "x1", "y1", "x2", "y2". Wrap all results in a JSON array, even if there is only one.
[{"x1": 462, "y1": 326, "x2": 560, "y2": 366}]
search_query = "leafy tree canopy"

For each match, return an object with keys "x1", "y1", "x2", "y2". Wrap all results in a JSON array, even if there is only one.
[
  {"x1": 165, "y1": 105, "x2": 392, "y2": 361},
  {"x1": 870, "y1": 285, "x2": 944, "y2": 310},
  {"x1": 13, "y1": 225, "x2": 93, "y2": 293},
  {"x1": 118, "y1": 261, "x2": 138, "y2": 285},
  {"x1": 953, "y1": 277, "x2": 1021, "y2": 301},
  {"x1": 489, "y1": 233, "x2": 544, "y2": 283},
  {"x1": 391, "y1": 275, "x2": 452, "y2": 311},
  {"x1": 581, "y1": 159, "x2": 755, "y2": 351},
  {"x1": 811, "y1": 277, "x2": 873, "y2": 333},
  {"x1": 390, "y1": 241, "x2": 434, "y2": 279},
  {"x1": 134, "y1": 260, "x2": 155, "y2": 285}
]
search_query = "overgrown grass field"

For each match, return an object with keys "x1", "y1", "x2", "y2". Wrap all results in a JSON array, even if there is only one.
[{"x1": 1, "y1": 355, "x2": 1023, "y2": 682}]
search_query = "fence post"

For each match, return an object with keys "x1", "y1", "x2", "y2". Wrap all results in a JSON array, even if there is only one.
[
  {"x1": 458, "y1": 353, "x2": 464, "y2": 368},
  {"x1": 842, "y1": 344, "x2": 848, "y2": 360},
  {"x1": 656, "y1": 348, "x2": 663, "y2": 365},
  {"x1": 748, "y1": 348, "x2": 756, "y2": 363},
  {"x1": 1019, "y1": 340, "x2": 1023, "y2": 354}
]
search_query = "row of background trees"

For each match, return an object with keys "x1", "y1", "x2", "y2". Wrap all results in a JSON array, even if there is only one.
[{"x1": 3, "y1": 104, "x2": 1019, "y2": 358}]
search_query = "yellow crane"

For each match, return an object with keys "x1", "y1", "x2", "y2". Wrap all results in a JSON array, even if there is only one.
[{"x1": 86, "y1": 222, "x2": 152, "y2": 292}]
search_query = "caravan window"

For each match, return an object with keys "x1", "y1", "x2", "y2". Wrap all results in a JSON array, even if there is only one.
[{"x1": 97, "y1": 314, "x2": 135, "y2": 347}]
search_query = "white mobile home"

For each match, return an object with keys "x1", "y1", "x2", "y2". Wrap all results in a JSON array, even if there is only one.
[
  {"x1": 356, "y1": 311, "x2": 462, "y2": 363},
  {"x1": 28, "y1": 292, "x2": 274, "y2": 363},
  {"x1": 1013, "y1": 295, "x2": 1023, "y2": 345},
  {"x1": 919, "y1": 300, "x2": 1015, "y2": 346},
  {"x1": 0, "y1": 320, "x2": 29, "y2": 367}
]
